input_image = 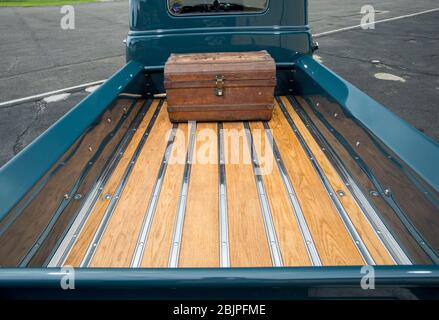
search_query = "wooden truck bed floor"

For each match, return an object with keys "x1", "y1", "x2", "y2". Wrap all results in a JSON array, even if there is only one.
[{"x1": 60, "y1": 96, "x2": 395, "y2": 268}]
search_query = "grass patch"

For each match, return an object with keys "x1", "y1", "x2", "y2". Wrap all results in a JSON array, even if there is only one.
[{"x1": 0, "y1": 0, "x2": 97, "y2": 7}]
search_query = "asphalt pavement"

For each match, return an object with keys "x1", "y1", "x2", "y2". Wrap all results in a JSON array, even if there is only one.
[{"x1": 0, "y1": 0, "x2": 438, "y2": 166}]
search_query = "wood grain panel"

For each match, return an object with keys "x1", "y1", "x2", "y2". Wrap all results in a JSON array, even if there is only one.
[
  {"x1": 249, "y1": 121, "x2": 312, "y2": 266},
  {"x1": 0, "y1": 99, "x2": 132, "y2": 267},
  {"x1": 140, "y1": 122, "x2": 189, "y2": 267},
  {"x1": 64, "y1": 100, "x2": 158, "y2": 266},
  {"x1": 29, "y1": 100, "x2": 144, "y2": 266},
  {"x1": 222, "y1": 122, "x2": 272, "y2": 267},
  {"x1": 89, "y1": 101, "x2": 172, "y2": 267},
  {"x1": 305, "y1": 95, "x2": 439, "y2": 259},
  {"x1": 297, "y1": 96, "x2": 432, "y2": 264},
  {"x1": 269, "y1": 101, "x2": 364, "y2": 266},
  {"x1": 179, "y1": 123, "x2": 220, "y2": 267},
  {"x1": 281, "y1": 96, "x2": 394, "y2": 265}
]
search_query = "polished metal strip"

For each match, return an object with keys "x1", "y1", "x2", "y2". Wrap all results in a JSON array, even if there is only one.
[
  {"x1": 277, "y1": 97, "x2": 375, "y2": 265},
  {"x1": 243, "y1": 122, "x2": 283, "y2": 267},
  {"x1": 47, "y1": 100, "x2": 152, "y2": 267},
  {"x1": 263, "y1": 122, "x2": 322, "y2": 266},
  {"x1": 289, "y1": 96, "x2": 412, "y2": 265},
  {"x1": 79, "y1": 99, "x2": 164, "y2": 267},
  {"x1": 168, "y1": 121, "x2": 197, "y2": 268},
  {"x1": 131, "y1": 124, "x2": 179, "y2": 268},
  {"x1": 218, "y1": 123, "x2": 230, "y2": 268},
  {"x1": 19, "y1": 100, "x2": 140, "y2": 267}
]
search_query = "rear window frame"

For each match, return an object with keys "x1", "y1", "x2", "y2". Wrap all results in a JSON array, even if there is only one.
[{"x1": 167, "y1": 0, "x2": 270, "y2": 17}]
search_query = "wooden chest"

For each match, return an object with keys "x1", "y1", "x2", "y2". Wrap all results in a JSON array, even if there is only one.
[{"x1": 164, "y1": 51, "x2": 276, "y2": 122}]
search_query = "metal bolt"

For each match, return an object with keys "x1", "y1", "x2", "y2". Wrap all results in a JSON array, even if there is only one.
[
  {"x1": 356, "y1": 141, "x2": 361, "y2": 147},
  {"x1": 63, "y1": 194, "x2": 70, "y2": 200},
  {"x1": 74, "y1": 194, "x2": 83, "y2": 200},
  {"x1": 370, "y1": 190, "x2": 379, "y2": 197},
  {"x1": 107, "y1": 118, "x2": 112, "y2": 123},
  {"x1": 384, "y1": 188, "x2": 392, "y2": 196},
  {"x1": 337, "y1": 190, "x2": 346, "y2": 197},
  {"x1": 88, "y1": 145, "x2": 93, "y2": 152},
  {"x1": 333, "y1": 112, "x2": 339, "y2": 118},
  {"x1": 104, "y1": 194, "x2": 112, "y2": 200}
]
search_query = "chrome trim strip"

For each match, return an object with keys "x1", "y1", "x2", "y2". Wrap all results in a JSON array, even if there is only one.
[
  {"x1": 263, "y1": 122, "x2": 322, "y2": 266},
  {"x1": 243, "y1": 122, "x2": 283, "y2": 267},
  {"x1": 218, "y1": 123, "x2": 230, "y2": 268},
  {"x1": 289, "y1": 96, "x2": 412, "y2": 265},
  {"x1": 47, "y1": 100, "x2": 152, "y2": 267},
  {"x1": 79, "y1": 99, "x2": 164, "y2": 267},
  {"x1": 131, "y1": 124, "x2": 179, "y2": 268},
  {"x1": 277, "y1": 97, "x2": 375, "y2": 265},
  {"x1": 168, "y1": 121, "x2": 196, "y2": 268}
]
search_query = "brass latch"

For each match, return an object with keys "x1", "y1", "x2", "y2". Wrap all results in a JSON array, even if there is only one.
[{"x1": 215, "y1": 75, "x2": 225, "y2": 96}]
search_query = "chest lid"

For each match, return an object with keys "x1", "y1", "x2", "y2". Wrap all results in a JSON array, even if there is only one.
[{"x1": 164, "y1": 51, "x2": 276, "y2": 86}]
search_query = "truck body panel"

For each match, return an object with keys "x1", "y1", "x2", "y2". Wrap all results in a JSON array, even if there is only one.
[{"x1": 0, "y1": 0, "x2": 438, "y2": 298}]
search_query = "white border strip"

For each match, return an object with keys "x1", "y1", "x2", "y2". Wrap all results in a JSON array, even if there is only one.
[
  {"x1": 0, "y1": 80, "x2": 106, "y2": 108},
  {"x1": 314, "y1": 7, "x2": 439, "y2": 38}
]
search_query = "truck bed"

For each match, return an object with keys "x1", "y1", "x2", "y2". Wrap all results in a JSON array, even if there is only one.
[{"x1": 48, "y1": 96, "x2": 395, "y2": 268}]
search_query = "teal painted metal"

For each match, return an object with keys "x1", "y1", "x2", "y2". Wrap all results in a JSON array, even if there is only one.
[
  {"x1": 294, "y1": 56, "x2": 439, "y2": 191},
  {"x1": 0, "y1": 266, "x2": 439, "y2": 299},
  {"x1": 0, "y1": 61, "x2": 145, "y2": 220},
  {"x1": 126, "y1": 0, "x2": 312, "y2": 67}
]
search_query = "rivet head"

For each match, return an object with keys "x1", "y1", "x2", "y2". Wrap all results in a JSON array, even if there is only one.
[
  {"x1": 333, "y1": 112, "x2": 338, "y2": 118},
  {"x1": 74, "y1": 194, "x2": 83, "y2": 200},
  {"x1": 356, "y1": 141, "x2": 361, "y2": 147},
  {"x1": 88, "y1": 145, "x2": 93, "y2": 152},
  {"x1": 63, "y1": 194, "x2": 70, "y2": 200},
  {"x1": 107, "y1": 118, "x2": 112, "y2": 123},
  {"x1": 104, "y1": 194, "x2": 112, "y2": 200},
  {"x1": 384, "y1": 188, "x2": 392, "y2": 196},
  {"x1": 337, "y1": 190, "x2": 345, "y2": 197}
]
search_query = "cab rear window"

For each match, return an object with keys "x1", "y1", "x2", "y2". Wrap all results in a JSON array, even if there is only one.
[{"x1": 168, "y1": 0, "x2": 269, "y2": 16}]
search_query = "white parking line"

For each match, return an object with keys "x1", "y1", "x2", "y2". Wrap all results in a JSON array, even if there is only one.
[
  {"x1": 314, "y1": 7, "x2": 439, "y2": 38},
  {"x1": 0, "y1": 80, "x2": 106, "y2": 108},
  {"x1": 1, "y1": 8, "x2": 438, "y2": 108}
]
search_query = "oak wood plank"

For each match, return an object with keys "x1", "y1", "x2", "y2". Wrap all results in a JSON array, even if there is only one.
[
  {"x1": 222, "y1": 122, "x2": 272, "y2": 267},
  {"x1": 179, "y1": 123, "x2": 220, "y2": 267},
  {"x1": 269, "y1": 100, "x2": 364, "y2": 266},
  {"x1": 282, "y1": 96, "x2": 394, "y2": 265},
  {"x1": 281, "y1": 97, "x2": 394, "y2": 265},
  {"x1": 64, "y1": 100, "x2": 157, "y2": 267},
  {"x1": 89, "y1": 102, "x2": 172, "y2": 267},
  {"x1": 249, "y1": 121, "x2": 312, "y2": 266},
  {"x1": 0, "y1": 99, "x2": 132, "y2": 267},
  {"x1": 140, "y1": 122, "x2": 189, "y2": 268}
]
